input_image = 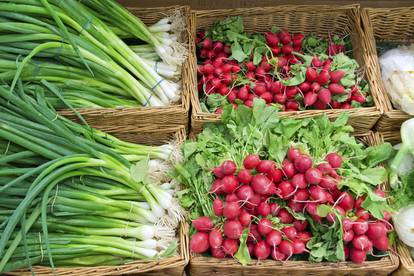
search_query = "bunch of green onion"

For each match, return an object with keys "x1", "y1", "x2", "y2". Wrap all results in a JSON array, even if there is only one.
[
  {"x1": 0, "y1": 81, "x2": 184, "y2": 273},
  {"x1": 0, "y1": 0, "x2": 188, "y2": 108}
]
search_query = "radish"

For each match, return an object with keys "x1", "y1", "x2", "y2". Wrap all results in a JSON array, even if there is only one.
[
  {"x1": 190, "y1": 232, "x2": 209, "y2": 253},
  {"x1": 305, "y1": 168, "x2": 322, "y2": 184},
  {"x1": 224, "y1": 220, "x2": 243, "y2": 240},
  {"x1": 286, "y1": 101, "x2": 299, "y2": 111},
  {"x1": 282, "y1": 159, "x2": 296, "y2": 178},
  {"x1": 252, "y1": 174, "x2": 273, "y2": 195},
  {"x1": 261, "y1": 92, "x2": 273, "y2": 104},
  {"x1": 317, "y1": 163, "x2": 333, "y2": 175},
  {"x1": 353, "y1": 220, "x2": 369, "y2": 235},
  {"x1": 312, "y1": 57, "x2": 323, "y2": 67},
  {"x1": 246, "y1": 193, "x2": 261, "y2": 209},
  {"x1": 352, "y1": 235, "x2": 372, "y2": 251},
  {"x1": 372, "y1": 236, "x2": 389, "y2": 251},
  {"x1": 318, "y1": 88, "x2": 332, "y2": 105},
  {"x1": 294, "y1": 189, "x2": 309, "y2": 201},
  {"x1": 258, "y1": 218, "x2": 273, "y2": 235},
  {"x1": 247, "y1": 242, "x2": 255, "y2": 256},
  {"x1": 292, "y1": 240, "x2": 306, "y2": 254},
  {"x1": 238, "y1": 169, "x2": 252, "y2": 184},
  {"x1": 200, "y1": 38, "x2": 213, "y2": 49},
  {"x1": 342, "y1": 102, "x2": 351, "y2": 109},
  {"x1": 203, "y1": 63, "x2": 215, "y2": 75},
  {"x1": 282, "y1": 226, "x2": 297, "y2": 240},
  {"x1": 279, "y1": 240, "x2": 293, "y2": 256},
  {"x1": 289, "y1": 201, "x2": 304, "y2": 212},
  {"x1": 223, "y1": 201, "x2": 241, "y2": 220},
  {"x1": 270, "y1": 81, "x2": 282, "y2": 94},
  {"x1": 226, "y1": 193, "x2": 239, "y2": 202},
  {"x1": 279, "y1": 30, "x2": 291, "y2": 44},
  {"x1": 325, "y1": 153, "x2": 342, "y2": 169},
  {"x1": 254, "y1": 240, "x2": 271, "y2": 260},
  {"x1": 212, "y1": 166, "x2": 224, "y2": 178},
  {"x1": 257, "y1": 201, "x2": 271, "y2": 217},
  {"x1": 278, "y1": 180, "x2": 295, "y2": 199},
  {"x1": 268, "y1": 167, "x2": 283, "y2": 183},
  {"x1": 292, "y1": 33, "x2": 305, "y2": 47},
  {"x1": 223, "y1": 239, "x2": 238, "y2": 256},
  {"x1": 248, "y1": 225, "x2": 261, "y2": 243},
  {"x1": 244, "y1": 154, "x2": 261, "y2": 169},
  {"x1": 265, "y1": 32, "x2": 279, "y2": 47},
  {"x1": 245, "y1": 100, "x2": 254, "y2": 107},
  {"x1": 232, "y1": 65, "x2": 241, "y2": 73},
  {"x1": 310, "y1": 82, "x2": 321, "y2": 92},
  {"x1": 342, "y1": 218, "x2": 353, "y2": 231},
  {"x1": 211, "y1": 247, "x2": 225, "y2": 258},
  {"x1": 192, "y1": 216, "x2": 213, "y2": 232},
  {"x1": 344, "y1": 246, "x2": 350, "y2": 259},
  {"x1": 271, "y1": 247, "x2": 286, "y2": 261},
  {"x1": 227, "y1": 91, "x2": 237, "y2": 103},
  {"x1": 286, "y1": 87, "x2": 298, "y2": 99},
  {"x1": 221, "y1": 175, "x2": 239, "y2": 194},
  {"x1": 298, "y1": 82, "x2": 311, "y2": 93},
  {"x1": 330, "y1": 70, "x2": 345, "y2": 83},
  {"x1": 209, "y1": 228, "x2": 223, "y2": 248},
  {"x1": 254, "y1": 83, "x2": 267, "y2": 95},
  {"x1": 278, "y1": 209, "x2": 294, "y2": 224},
  {"x1": 316, "y1": 70, "x2": 330, "y2": 85},
  {"x1": 366, "y1": 222, "x2": 387, "y2": 240},
  {"x1": 352, "y1": 94, "x2": 366, "y2": 104},
  {"x1": 288, "y1": 147, "x2": 301, "y2": 161},
  {"x1": 274, "y1": 93, "x2": 287, "y2": 104},
  {"x1": 355, "y1": 197, "x2": 365, "y2": 209},
  {"x1": 292, "y1": 173, "x2": 307, "y2": 189},
  {"x1": 246, "y1": 61, "x2": 256, "y2": 71},
  {"x1": 306, "y1": 68, "x2": 318, "y2": 82},
  {"x1": 293, "y1": 220, "x2": 308, "y2": 232},
  {"x1": 272, "y1": 46, "x2": 282, "y2": 55},
  {"x1": 313, "y1": 100, "x2": 326, "y2": 109},
  {"x1": 266, "y1": 230, "x2": 282, "y2": 247},
  {"x1": 239, "y1": 211, "x2": 252, "y2": 227},
  {"x1": 328, "y1": 83, "x2": 346, "y2": 95},
  {"x1": 374, "y1": 186, "x2": 386, "y2": 198},
  {"x1": 294, "y1": 155, "x2": 313, "y2": 173},
  {"x1": 257, "y1": 160, "x2": 275, "y2": 174},
  {"x1": 213, "y1": 197, "x2": 224, "y2": 216},
  {"x1": 338, "y1": 192, "x2": 354, "y2": 211},
  {"x1": 282, "y1": 44, "x2": 293, "y2": 55},
  {"x1": 270, "y1": 203, "x2": 281, "y2": 216},
  {"x1": 350, "y1": 248, "x2": 367, "y2": 264},
  {"x1": 304, "y1": 92, "x2": 318, "y2": 106},
  {"x1": 236, "y1": 185, "x2": 254, "y2": 202},
  {"x1": 297, "y1": 232, "x2": 312, "y2": 242},
  {"x1": 319, "y1": 176, "x2": 337, "y2": 190},
  {"x1": 356, "y1": 209, "x2": 370, "y2": 221},
  {"x1": 309, "y1": 186, "x2": 328, "y2": 203},
  {"x1": 255, "y1": 67, "x2": 267, "y2": 79},
  {"x1": 214, "y1": 67, "x2": 223, "y2": 77},
  {"x1": 237, "y1": 86, "x2": 249, "y2": 101}
]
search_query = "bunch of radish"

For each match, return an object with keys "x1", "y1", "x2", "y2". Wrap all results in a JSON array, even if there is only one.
[
  {"x1": 197, "y1": 26, "x2": 371, "y2": 113},
  {"x1": 189, "y1": 149, "x2": 392, "y2": 264}
]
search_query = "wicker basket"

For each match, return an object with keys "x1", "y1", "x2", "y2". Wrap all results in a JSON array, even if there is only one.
[
  {"x1": 190, "y1": 5, "x2": 383, "y2": 135},
  {"x1": 189, "y1": 131, "x2": 399, "y2": 276},
  {"x1": 60, "y1": 5, "x2": 197, "y2": 131},
  {"x1": 6, "y1": 126, "x2": 189, "y2": 276},
  {"x1": 361, "y1": 7, "x2": 414, "y2": 132}
]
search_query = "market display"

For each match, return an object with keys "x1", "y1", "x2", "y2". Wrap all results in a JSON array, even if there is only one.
[
  {"x1": 0, "y1": 0, "x2": 187, "y2": 108},
  {"x1": 196, "y1": 17, "x2": 372, "y2": 113}
]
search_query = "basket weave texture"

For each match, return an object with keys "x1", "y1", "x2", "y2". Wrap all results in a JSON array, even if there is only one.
[
  {"x1": 6, "y1": 126, "x2": 189, "y2": 276},
  {"x1": 190, "y1": 5, "x2": 384, "y2": 135},
  {"x1": 361, "y1": 7, "x2": 414, "y2": 132},
  {"x1": 189, "y1": 132, "x2": 399, "y2": 276},
  {"x1": 60, "y1": 5, "x2": 197, "y2": 131}
]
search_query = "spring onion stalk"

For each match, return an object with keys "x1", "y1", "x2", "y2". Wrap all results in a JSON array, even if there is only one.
[{"x1": 0, "y1": 84, "x2": 184, "y2": 272}]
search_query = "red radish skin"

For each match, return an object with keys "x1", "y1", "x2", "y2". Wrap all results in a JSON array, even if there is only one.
[
  {"x1": 224, "y1": 220, "x2": 243, "y2": 240},
  {"x1": 278, "y1": 181, "x2": 295, "y2": 199},
  {"x1": 226, "y1": 193, "x2": 239, "y2": 202},
  {"x1": 223, "y1": 201, "x2": 241, "y2": 220},
  {"x1": 316, "y1": 70, "x2": 330, "y2": 85},
  {"x1": 328, "y1": 83, "x2": 346, "y2": 94},
  {"x1": 352, "y1": 235, "x2": 372, "y2": 251},
  {"x1": 282, "y1": 160, "x2": 296, "y2": 178},
  {"x1": 254, "y1": 240, "x2": 271, "y2": 260},
  {"x1": 372, "y1": 236, "x2": 389, "y2": 251},
  {"x1": 338, "y1": 192, "x2": 355, "y2": 211},
  {"x1": 190, "y1": 232, "x2": 210, "y2": 253},
  {"x1": 282, "y1": 226, "x2": 298, "y2": 240},
  {"x1": 297, "y1": 232, "x2": 312, "y2": 242},
  {"x1": 278, "y1": 209, "x2": 294, "y2": 224},
  {"x1": 305, "y1": 168, "x2": 323, "y2": 184},
  {"x1": 271, "y1": 247, "x2": 287, "y2": 261},
  {"x1": 265, "y1": 32, "x2": 279, "y2": 47},
  {"x1": 293, "y1": 189, "x2": 310, "y2": 202},
  {"x1": 221, "y1": 175, "x2": 239, "y2": 194},
  {"x1": 274, "y1": 93, "x2": 287, "y2": 104},
  {"x1": 342, "y1": 218, "x2": 353, "y2": 231},
  {"x1": 318, "y1": 88, "x2": 332, "y2": 105},
  {"x1": 355, "y1": 197, "x2": 365, "y2": 210},
  {"x1": 353, "y1": 220, "x2": 369, "y2": 236},
  {"x1": 289, "y1": 201, "x2": 305, "y2": 212},
  {"x1": 236, "y1": 185, "x2": 254, "y2": 201},
  {"x1": 312, "y1": 57, "x2": 323, "y2": 67},
  {"x1": 200, "y1": 38, "x2": 213, "y2": 49},
  {"x1": 258, "y1": 218, "x2": 273, "y2": 236},
  {"x1": 221, "y1": 160, "x2": 237, "y2": 176},
  {"x1": 319, "y1": 176, "x2": 337, "y2": 190},
  {"x1": 238, "y1": 169, "x2": 252, "y2": 184},
  {"x1": 239, "y1": 211, "x2": 252, "y2": 227},
  {"x1": 306, "y1": 68, "x2": 318, "y2": 82},
  {"x1": 343, "y1": 230, "x2": 354, "y2": 242},
  {"x1": 270, "y1": 203, "x2": 281, "y2": 216},
  {"x1": 192, "y1": 216, "x2": 213, "y2": 232},
  {"x1": 310, "y1": 82, "x2": 321, "y2": 92},
  {"x1": 350, "y1": 248, "x2": 367, "y2": 264},
  {"x1": 210, "y1": 179, "x2": 224, "y2": 194},
  {"x1": 257, "y1": 160, "x2": 275, "y2": 174},
  {"x1": 366, "y1": 222, "x2": 387, "y2": 240},
  {"x1": 292, "y1": 240, "x2": 306, "y2": 254},
  {"x1": 257, "y1": 201, "x2": 271, "y2": 217},
  {"x1": 223, "y1": 239, "x2": 239, "y2": 256},
  {"x1": 325, "y1": 153, "x2": 342, "y2": 168},
  {"x1": 292, "y1": 174, "x2": 308, "y2": 189},
  {"x1": 293, "y1": 220, "x2": 308, "y2": 232},
  {"x1": 268, "y1": 167, "x2": 283, "y2": 183},
  {"x1": 248, "y1": 225, "x2": 261, "y2": 243},
  {"x1": 211, "y1": 247, "x2": 225, "y2": 258},
  {"x1": 288, "y1": 148, "x2": 301, "y2": 161},
  {"x1": 245, "y1": 193, "x2": 261, "y2": 209},
  {"x1": 282, "y1": 44, "x2": 293, "y2": 55},
  {"x1": 279, "y1": 240, "x2": 294, "y2": 257},
  {"x1": 252, "y1": 174, "x2": 273, "y2": 195},
  {"x1": 330, "y1": 70, "x2": 345, "y2": 83},
  {"x1": 304, "y1": 92, "x2": 318, "y2": 106},
  {"x1": 298, "y1": 82, "x2": 311, "y2": 93},
  {"x1": 266, "y1": 230, "x2": 282, "y2": 247},
  {"x1": 309, "y1": 186, "x2": 328, "y2": 203},
  {"x1": 247, "y1": 242, "x2": 255, "y2": 256},
  {"x1": 209, "y1": 228, "x2": 223, "y2": 249},
  {"x1": 356, "y1": 209, "x2": 370, "y2": 221},
  {"x1": 244, "y1": 154, "x2": 261, "y2": 169},
  {"x1": 212, "y1": 166, "x2": 224, "y2": 179},
  {"x1": 213, "y1": 197, "x2": 224, "y2": 216},
  {"x1": 294, "y1": 155, "x2": 313, "y2": 173}
]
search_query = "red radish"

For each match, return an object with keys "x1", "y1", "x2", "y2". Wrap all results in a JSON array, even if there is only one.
[
  {"x1": 329, "y1": 83, "x2": 346, "y2": 95},
  {"x1": 213, "y1": 41, "x2": 224, "y2": 53},
  {"x1": 248, "y1": 225, "x2": 261, "y2": 243},
  {"x1": 318, "y1": 88, "x2": 332, "y2": 105},
  {"x1": 203, "y1": 64, "x2": 215, "y2": 75},
  {"x1": 316, "y1": 70, "x2": 330, "y2": 85},
  {"x1": 224, "y1": 220, "x2": 243, "y2": 240},
  {"x1": 288, "y1": 147, "x2": 301, "y2": 161},
  {"x1": 343, "y1": 230, "x2": 354, "y2": 242},
  {"x1": 292, "y1": 240, "x2": 306, "y2": 254},
  {"x1": 221, "y1": 160, "x2": 237, "y2": 176},
  {"x1": 212, "y1": 166, "x2": 224, "y2": 178},
  {"x1": 282, "y1": 44, "x2": 293, "y2": 55},
  {"x1": 279, "y1": 240, "x2": 294, "y2": 256},
  {"x1": 330, "y1": 70, "x2": 345, "y2": 83},
  {"x1": 313, "y1": 100, "x2": 326, "y2": 109},
  {"x1": 297, "y1": 232, "x2": 312, "y2": 242},
  {"x1": 282, "y1": 226, "x2": 297, "y2": 240},
  {"x1": 342, "y1": 218, "x2": 353, "y2": 231},
  {"x1": 245, "y1": 100, "x2": 254, "y2": 107},
  {"x1": 294, "y1": 155, "x2": 313, "y2": 173},
  {"x1": 246, "y1": 193, "x2": 261, "y2": 209},
  {"x1": 258, "y1": 218, "x2": 273, "y2": 235},
  {"x1": 200, "y1": 38, "x2": 213, "y2": 49},
  {"x1": 247, "y1": 242, "x2": 255, "y2": 256},
  {"x1": 227, "y1": 91, "x2": 237, "y2": 103},
  {"x1": 342, "y1": 102, "x2": 351, "y2": 109},
  {"x1": 292, "y1": 33, "x2": 305, "y2": 46},
  {"x1": 246, "y1": 71, "x2": 256, "y2": 80},
  {"x1": 310, "y1": 82, "x2": 321, "y2": 92},
  {"x1": 286, "y1": 87, "x2": 298, "y2": 99},
  {"x1": 274, "y1": 93, "x2": 287, "y2": 104},
  {"x1": 294, "y1": 189, "x2": 309, "y2": 201},
  {"x1": 253, "y1": 83, "x2": 266, "y2": 95},
  {"x1": 239, "y1": 211, "x2": 252, "y2": 227},
  {"x1": 223, "y1": 201, "x2": 241, "y2": 220},
  {"x1": 325, "y1": 153, "x2": 342, "y2": 169},
  {"x1": 278, "y1": 209, "x2": 294, "y2": 224},
  {"x1": 252, "y1": 174, "x2": 273, "y2": 195},
  {"x1": 298, "y1": 82, "x2": 311, "y2": 93},
  {"x1": 244, "y1": 154, "x2": 261, "y2": 169},
  {"x1": 312, "y1": 57, "x2": 323, "y2": 67},
  {"x1": 218, "y1": 85, "x2": 229, "y2": 96},
  {"x1": 317, "y1": 163, "x2": 333, "y2": 175},
  {"x1": 353, "y1": 220, "x2": 369, "y2": 235},
  {"x1": 270, "y1": 81, "x2": 282, "y2": 94},
  {"x1": 319, "y1": 176, "x2": 337, "y2": 190},
  {"x1": 238, "y1": 169, "x2": 252, "y2": 184},
  {"x1": 237, "y1": 86, "x2": 249, "y2": 101},
  {"x1": 271, "y1": 247, "x2": 287, "y2": 261},
  {"x1": 352, "y1": 94, "x2": 366, "y2": 104},
  {"x1": 331, "y1": 100, "x2": 341, "y2": 108},
  {"x1": 289, "y1": 201, "x2": 304, "y2": 212},
  {"x1": 344, "y1": 246, "x2": 350, "y2": 259},
  {"x1": 257, "y1": 160, "x2": 275, "y2": 174},
  {"x1": 265, "y1": 32, "x2": 279, "y2": 47},
  {"x1": 190, "y1": 232, "x2": 209, "y2": 253},
  {"x1": 192, "y1": 216, "x2": 213, "y2": 232},
  {"x1": 352, "y1": 235, "x2": 372, "y2": 251},
  {"x1": 212, "y1": 58, "x2": 224, "y2": 67},
  {"x1": 261, "y1": 61, "x2": 272, "y2": 71},
  {"x1": 266, "y1": 230, "x2": 282, "y2": 247},
  {"x1": 282, "y1": 159, "x2": 296, "y2": 178},
  {"x1": 236, "y1": 185, "x2": 254, "y2": 202},
  {"x1": 211, "y1": 247, "x2": 225, "y2": 258},
  {"x1": 374, "y1": 186, "x2": 386, "y2": 198},
  {"x1": 268, "y1": 167, "x2": 283, "y2": 183},
  {"x1": 293, "y1": 220, "x2": 308, "y2": 232},
  {"x1": 355, "y1": 197, "x2": 365, "y2": 209},
  {"x1": 254, "y1": 240, "x2": 271, "y2": 260},
  {"x1": 286, "y1": 101, "x2": 300, "y2": 111},
  {"x1": 260, "y1": 92, "x2": 273, "y2": 103},
  {"x1": 232, "y1": 65, "x2": 241, "y2": 73},
  {"x1": 278, "y1": 30, "x2": 291, "y2": 44},
  {"x1": 272, "y1": 46, "x2": 282, "y2": 55},
  {"x1": 226, "y1": 193, "x2": 239, "y2": 202},
  {"x1": 306, "y1": 68, "x2": 318, "y2": 82},
  {"x1": 372, "y1": 236, "x2": 389, "y2": 251},
  {"x1": 209, "y1": 228, "x2": 223, "y2": 249},
  {"x1": 305, "y1": 168, "x2": 322, "y2": 184},
  {"x1": 221, "y1": 175, "x2": 239, "y2": 194},
  {"x1": 356, "y1": 209, "x2": 370, "y2": 221},
  {"x1": 213, "y1": 197, "x2": 224, "y2": 216},
  {"x1": 327, "y1": 206, "x2": 345, "y2": 223},
  {"x1": 291, "y1": 173, "x2": 307, "y2": 189},
  {"x1": 246, "y1": 61, "x2": 256, "y2": 71},
  {"x1": 304, "y1": 92, "x2": 318, "y2": 106},
  {"x1": 223, "y1": 239, "x2": 238, "y2": 256},
  {"x1": 309, "y1": 186, "x2": 328, "y2": 203},
  {"x1": 338, "y1": 192, "x2": 355, "y2": 211},
  {"x1": 255, "y1": 67, "x2": 267, "y2": 78},
  {"x1": 270, "y1": 203, "x2": 281, "y2": 216},
  {"x1": 278, "y1": 181, "x2": 295, "y2": 199},
  {"x1": 350, "y1": 248, "x2": 366, "y2": 264},
  {"x1": 367, "y1": 222, "x2": 387, "y2": 240},
  {"x1": 257, "y1": 201, "x2": 271, "y2": 217}
]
